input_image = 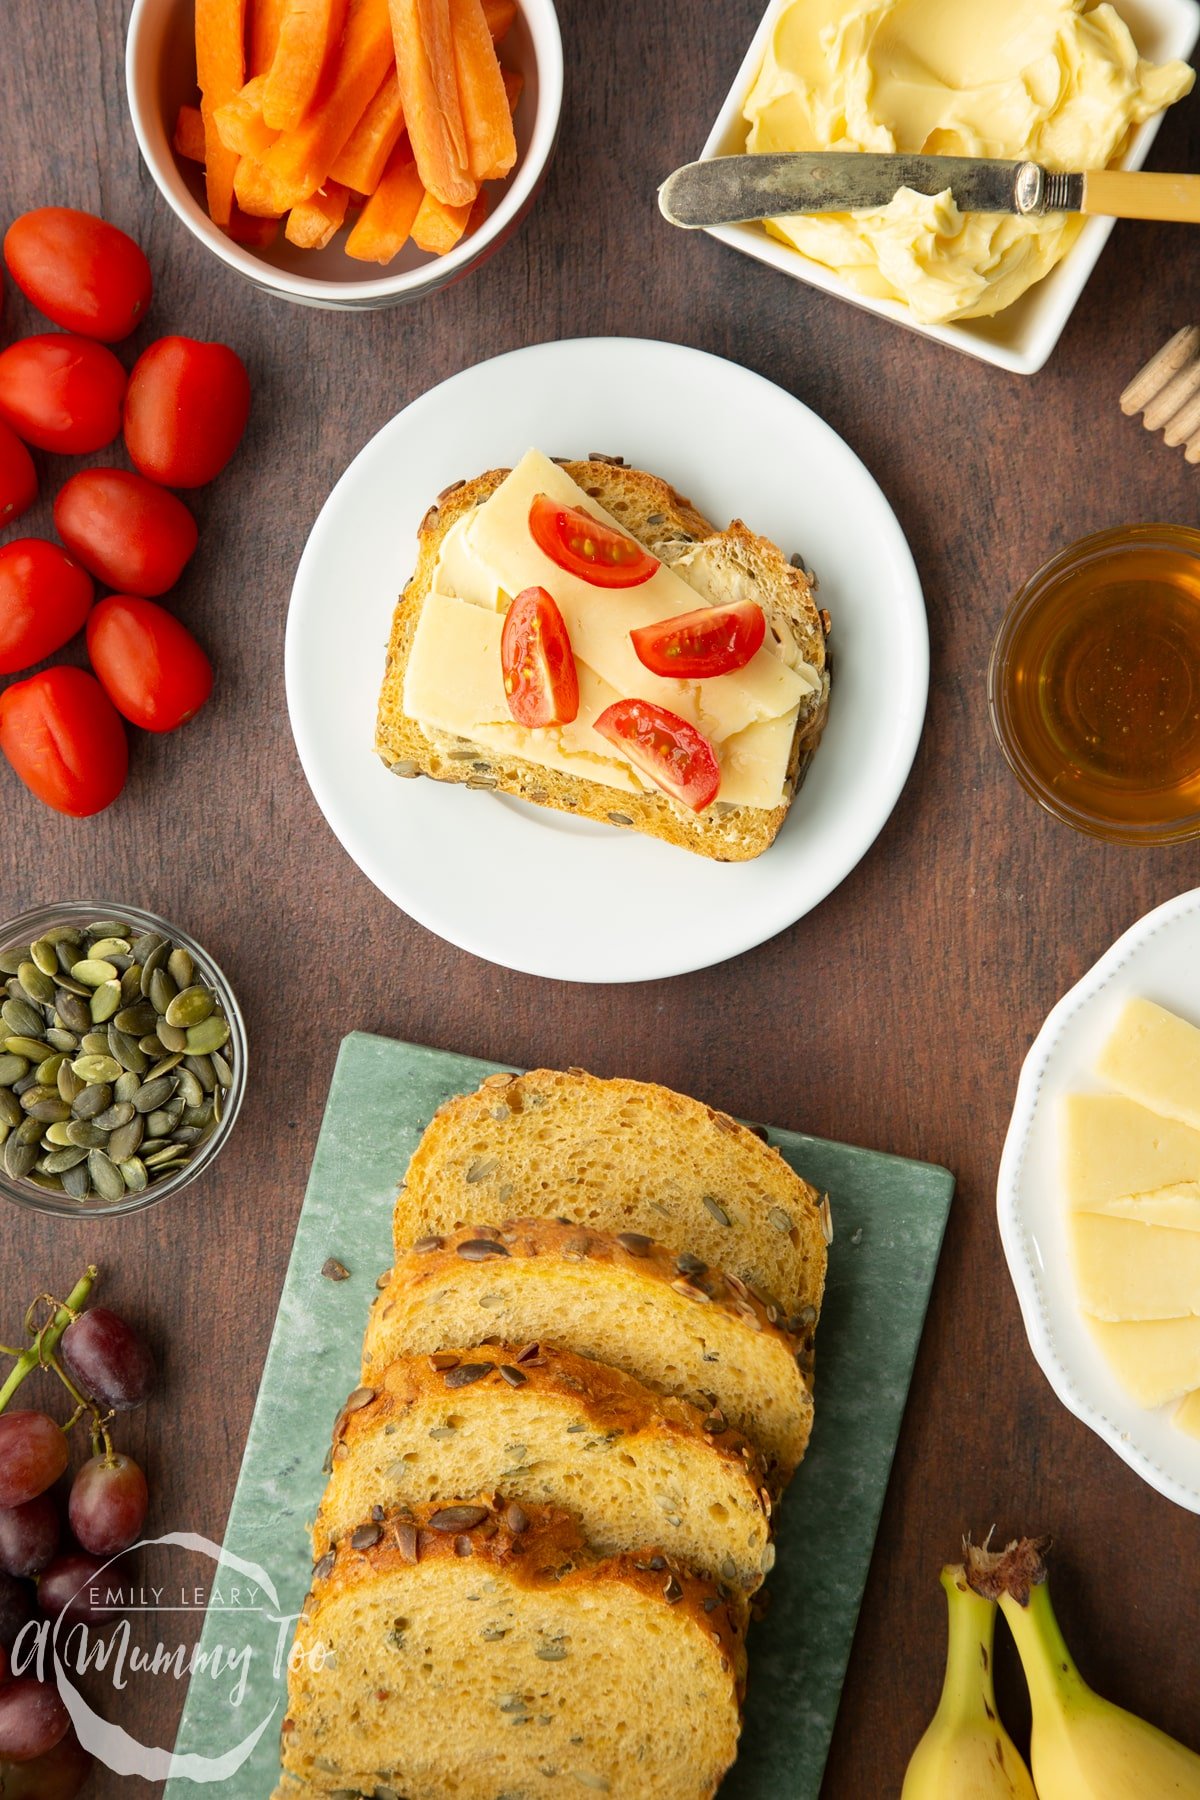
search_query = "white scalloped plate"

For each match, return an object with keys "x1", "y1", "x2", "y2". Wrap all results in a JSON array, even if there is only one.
[{"x1": 998, "y1": 887, "x2": 1200, "y2": 1511}]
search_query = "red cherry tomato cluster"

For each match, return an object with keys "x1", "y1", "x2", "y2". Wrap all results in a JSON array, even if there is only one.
[
  {"x1": 0, "y1": 1272, "x2": 158, "y2": 1795},
  {"x1": 0, "y1": 207, "x2": 249, "y2": 817}
]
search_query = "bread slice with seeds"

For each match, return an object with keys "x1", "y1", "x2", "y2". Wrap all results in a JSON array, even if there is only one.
[
  {"x1": 375, "y1": 457, "x2": 830, "y2": 863},
  {"x1": 393, "y1": 1066, "x2": 829, "y2": 1323},
  {"x1": 314, "y1": 1345, "x2": 772, "y2": 1590},
  {"x1": 277, "y1": 1502, "x2": 744, "y2": 1800},
  {"x1": 362, "y1": 1220, "x2": 814, "y2": 1482}
]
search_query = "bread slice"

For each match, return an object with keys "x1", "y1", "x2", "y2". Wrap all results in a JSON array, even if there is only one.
[
  {"x1": 393, "y1": 1066, "x2": 829, "y2": 1322},
  {"x1": 362, "y1": 1220, "x2": 815, "y2": 1482},
  {"x1": 277, "y1": 1502, "x2": 744, "y2": 1800},
  {"x1": 314, "y1": 1345, "x2": 773, "y2": 1590},
  {"x1": 374, "y1": 457, "x2": 831, "y2": 862}
]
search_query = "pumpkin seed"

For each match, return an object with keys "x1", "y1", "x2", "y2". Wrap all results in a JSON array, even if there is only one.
[
  {"x1": 87, "y1": 937, "x2": 130, "y2": 960},
  {"x1": 87, "y1": 1150, "x2": 125, "y2": 1203},
  {"x1": 61, "y1": 1162, "x2": 90, "y2": 1200},
  {"x1": 137, "y1": 1034, "x2": 162, "y2": 1056},
  {"x1": 119, "y1": 1157, "x2": 148, "y2": 1193},
  {"x1": 133, "y1": 1077, "x2": 175, "y2": 1114},
  {"x1": 72, "y1": 1055, "x2": 122, "y2": 1085},
  {"x1": 71, "y1": 959, "x2": 118, "y2": 988},
  {"x1": 0, "y1": 1053, "x2": 29, "y2": 1085},
  {"x1": 87, "y1": 921, "x2": 130, "y2": 941},
  {"x1": 90, "y1": 981, "x2": 122, "y2": 1024},
  {"x1": 43, "y1": 1147, "x2": 89, "y2": 1175},
  {"x1": 23, "y1": 1096, "x2": 70, "y2": 1124},
  {"x1": 66, "y1": 1120, "x2": 109, "y2": 1150},
  {"x1": 176, "y1": 1067, "x2": 205, "y2": 1108},
  {"x1": 3, "y1": 999, "x2": 45, "y2": 1039},
  {"x1": 79, "y1": 1033, "x2": 110, "y2": 1057},
  {"x1": 139, "y1": 941, "x2": 169, "y2": 995},
  {"x1": 114, "y1": 1071, "x2": 141, "y2": 1104},
  {"x1": 184, "y1": 1054, "x2": 216, "y2": 1092},
  {"x1": 56, "y1": 1062, "x2": 85, "y2": 1106},
  {"x1": 44, "y1": 1122, "x2": 75, "y2": 1147},
  {"x1": 119, "y1": 965, "x2": 143, "y2": 1004},
  {"x1": 145, "y1": 1107, "x2": 177, "y2": 1138},
  {"x1": 108, "y1": 1026, "x2": 148, "y2": 1074},
  {"x1": 0, "y1": 950, "x2": 24, "y2": 976},
  {"x1": 155, "y1": 1020, "x2": 188, "y2": 1053},
  {"x1": 184, "y1": 1016, "x2": 229, "y2": 1056},
  {"x1": 54, "y1": 990, "x2": 91, "y2": 1034},
  {"x1": 149, "y1": 967, "x2": 177, "y2": 1015},
  {"x1": 44, "y1": 1029, "x2": 78, "y2": 1054},
  {"x1": 13, "y1": 1118, "x2": 41, "y2": 1146},
  {"x1": 4, "y1": 1137, "x2": 37, "y2": 1180},
  {"x1": 93, "y1": 1102, "x2": 135, "y2": 1131},
  {"x1": 144, "y1": 1054, "x2": 183, "y2": 1082},
  {"x1": 115, "y1": 1003, "x2": 156, "y2": 1036},
  {"x1": 167, "y1": 947, "x2": 194, "y2": 989},
  {"x1": 4, "y1": 1035, "x2": 49, "y2": 1064},
  {"x1": 29, "y1": 939, "x2": 59, "y2": 976},
  {"x1": 0, "y1": 1090, "x2": 22, "y2": 1128},
  {"x1": 130, "y1": 931, "x2": 164, "y2": 963},
  {"x1": 165, "y1": 985, "x2": 214, "y2": 1029},
  {"x1": 143, "y1": 1145, "x2": 188, "y2": 1169},
  {"x1": 17, "y1": 963, "x2": 56, "y2": 1005},
  {"x1": 107, "y1": 1117, "x2": 144, "y2": 1163}
]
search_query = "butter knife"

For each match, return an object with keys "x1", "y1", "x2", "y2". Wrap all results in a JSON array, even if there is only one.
[{"x1": 659, "y1": 154, "x2": 1200, "y2": 227}]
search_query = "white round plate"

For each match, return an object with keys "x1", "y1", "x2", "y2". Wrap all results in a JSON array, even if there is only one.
[
  {"x1": 285, "y1": 337, "x2": 927, "y2": 981},
  {"x1": 998, "y1": 887, "x2": 1200, "y2": 1512}
]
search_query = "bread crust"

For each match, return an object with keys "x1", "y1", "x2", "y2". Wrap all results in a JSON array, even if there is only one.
[{"x1": 374, "y1": 460, "x2": 831, "y2": 861}]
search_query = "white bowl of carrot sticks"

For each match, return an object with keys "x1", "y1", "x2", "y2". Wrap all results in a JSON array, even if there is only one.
[{"x1": 126, "y1": 0, "x2": 562, "y2": 307}]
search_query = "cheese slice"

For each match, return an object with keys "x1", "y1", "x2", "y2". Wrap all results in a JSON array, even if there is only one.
[
  {"x1": 1061, "y1": 1094, "x2": 1200, "y2": 1209},
  {"x1": 1175, "y1": 1389, "x2": 1200, "y2": 1439},
  {"x1": 1087, "y1": 1315, "x2": 1200, "y2": 1408},
  {"x1": 1096, "y1": 997, "x2": 1200, "y2": 1133},
  {"x1": 1071, "y1": 1213, "x2": 1200, "y2": 1320},
  {"x1": 1077, "y1": 1184, "x2": 1200, "y2": 1234}
]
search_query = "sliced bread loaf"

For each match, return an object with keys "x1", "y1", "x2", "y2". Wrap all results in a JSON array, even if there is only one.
[
  {"x1": 362, "y1": 1220, "x2": 815, "y2": 1481},
  {"x1": 278, "y1": 1502, "x2": 744, "y2": 1800},
  {"x1": 314, "y1": 1346, "x2": 772, "y2": 1589},
  {"x1": 393, "y1": 1067, "x2": 830, "y2": 1322}
]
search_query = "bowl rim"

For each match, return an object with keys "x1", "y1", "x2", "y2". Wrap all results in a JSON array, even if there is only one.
[
  {"x1": 987, "y1": 521, "x2": 1200, "y2": 844},
  {"x1": 0, "y1": 900, "x2": 247, "y2": 1221},
  {"x1": 124, "y1": 0, "x2": 564, "y2": 303}
]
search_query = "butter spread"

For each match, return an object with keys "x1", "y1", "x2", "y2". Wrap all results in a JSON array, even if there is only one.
[
  {"x1": 402, "y1": 450, "x2": 821, "y2": 808},
  {"x1": 742, "y1": 0, "x2": 1194, "y2": 323}
]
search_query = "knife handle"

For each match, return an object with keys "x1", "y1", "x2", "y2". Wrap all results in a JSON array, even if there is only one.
[{"x1": 1081, "y1": 169, "x2": 1200, "y2": 224}]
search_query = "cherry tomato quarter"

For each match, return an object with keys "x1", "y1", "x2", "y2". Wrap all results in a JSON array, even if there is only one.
[
  {"x1": 528, "y1": 494, "x2": 660, "y2": 589},
  {"x1": 0, "y1": 541, "x2": 94, "y2": 675},
  {"x1": 593, "y1": 698, "x2": 720, "y2": 812},
  {"x1": 631, "y1": 600, "x2": 766, "y2": 680},
  {"x1": 500, "y1": 586, "x2": 579, "y2": 727},
  {"x1": 123, "y1": 337, "x2": 251, "y2": 488},
  {"x1": 0, "y1": 423, "x2": 36, "y2": 527},
  {"x1": 86, "y1": 596, "x2": 213, "y2": 733},
  {"x1": 3, "y1": 208, "x2": 152, "y2": 342},
  {"x1": 0, "y1": 666, "x2": 127, "y2": 816},
  {"x1": 54, "y1": 469, "x2": 198, "y2": 597},
  {"x1": 0, "y1": 335, "x2": 126, "y2": 455}
]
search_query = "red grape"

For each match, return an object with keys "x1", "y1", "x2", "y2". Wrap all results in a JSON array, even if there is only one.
[
  {"x1": 0, "y1": 1728, "x2": 92, "y2": 1797},
  {"x1": 68, "y1": 1454, "x2": 148, "y2": 1557},
  {"x1": 36, "y1": 1553, "x2": 111, "y2": 1627},
  {"x1": 60, "y1": 1307, "x2": 156, "y2": 1411},
  {"x1": 0, "y1": 1415, "x2": 68, "y2": 1508},
  {"x1": 0, "y1": 1678, "x2": 68, "y2": 1761},
  {"x1": 0, "y1": 1497, "x2": 58, "y2": 1579},
  {"x1": 0, "y1": 1574, "x2": 33, "y2": 1651}
]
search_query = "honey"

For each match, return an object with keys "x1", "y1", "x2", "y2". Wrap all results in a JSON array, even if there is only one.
[{"x1": 990, "y1": 526, "x2": 1200, "y2": 841}]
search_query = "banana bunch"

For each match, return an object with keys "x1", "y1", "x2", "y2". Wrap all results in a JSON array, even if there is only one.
[{"x1": 902, "y1": 1536, "x2": 1200, "y2": 1800}]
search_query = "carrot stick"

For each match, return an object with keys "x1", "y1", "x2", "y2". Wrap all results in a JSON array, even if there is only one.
[
  {"x1": 173, "y1": 104, "x2": 207, "y2": 163},
  {"x1": 263, "y1": 0, "x2": 349, "y2": 131},
  {"x1": 226, "y1": 204, "x2": 282, "y2": 244},
  {"x1": 344, "y1": 137, "x2": 425, "y2": 260},
  {"x1": 387, "y1": 0, "x2": 473, "y2": 205},
  {"x1": 480, "y1": 0, "x2": 515, "y2": 40},
  {"x1": 196, "y1": 0, "x2": 248, "y2": 227},
  {"x1": 262, "y1": 0, "x2": 394, "y2": 206},
  {"x1": 233, "y1": 155, "x2": 289, "y2": 215},
  {"x1": 465, "y1": 186, "x2": 489, "y2": 233},
  {"x1": 214, "y1": 74, "x2": 281, "y2": 158},
  {"x1": 329, "y1": 66, "x2": 405, "y2": 192},
  {"x1": 410, "y1": 184, "x2": 473, "y2": 252},
  {"x1": 285, "y1": 180, "x2": 351, "y2": 246},
  {"x1": 447, "y1": 0, "x2": 514, "y2": 184},
  {"x1": 249, "y1": 0, "x2": 291, "y2": 75},
  {"x1": 501, "y1": 65, "x2": 522, "y2": 113}
]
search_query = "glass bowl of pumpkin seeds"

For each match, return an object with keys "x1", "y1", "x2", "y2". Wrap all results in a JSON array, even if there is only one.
[{"x1": 0, "y1": 902, "x2": 246, "y2": 1217}]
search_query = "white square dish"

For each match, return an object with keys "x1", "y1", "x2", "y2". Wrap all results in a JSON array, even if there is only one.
[{"x1": 698, "y1": 0, "x2": 1200, "y2": 375}]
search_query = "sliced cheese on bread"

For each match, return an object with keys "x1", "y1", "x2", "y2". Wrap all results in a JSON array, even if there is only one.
[
  {"x1": 278, "y1": 1504, "x2": 744, "y2": 1800},
  {"x1": 314, "y1": 1347, "x2": 772, "y2": 1588},
  {"x1": 1070, "y1": 1212, "x2": 1200, "y2": 1320},
  {"x1": 392, "y1": 1067, "x2": 828, "y2": 1323},
  {"x1": 363, "y1": 1220, "x2": 815, "y2": 1482}
]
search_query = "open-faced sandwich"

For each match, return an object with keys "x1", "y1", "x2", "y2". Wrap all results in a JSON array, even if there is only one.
[{"x1": 375, "y1": 449, "x2": 831, "y2": 860}]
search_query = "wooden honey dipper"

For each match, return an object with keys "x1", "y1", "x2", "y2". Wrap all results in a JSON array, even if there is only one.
[{"x1": 1121, "y1": 326, "x2": 1200, "y2": 463}]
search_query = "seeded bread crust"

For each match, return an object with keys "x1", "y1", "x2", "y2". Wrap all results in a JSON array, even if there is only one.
[
  {"x1": 314, "y1": 1345, "x2": 773, "y2": 1586},
  {"x1": 279, "y1": 1503, "x2": 745, "y2": 1800},
  {"x1": 374, "y1": 459, "x2": 831, "y2": 862},
  {"x1": 362, "y1": 1219, "x2": 815, "y2": 1481},
  {"x1": 395, "y1": 1065, "x2": 829, "y2": 1322}
]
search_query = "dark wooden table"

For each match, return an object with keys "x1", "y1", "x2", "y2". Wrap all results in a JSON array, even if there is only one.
[{"x1": 3, "y1": 2, "x2": 1200, "y2": 1794}]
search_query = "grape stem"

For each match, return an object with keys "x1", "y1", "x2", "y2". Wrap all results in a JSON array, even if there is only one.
[{"x1": 0, "y1": 1266, "x2": 98, "y2": 1415}]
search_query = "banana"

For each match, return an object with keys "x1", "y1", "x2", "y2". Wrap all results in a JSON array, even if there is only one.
[
  {"x1": 901, "y1": 1563, "x2": 1037, "y2": 1799},
  {"x1": 967, "y1": 1535, "x2": 1200, "y2": 1800}
]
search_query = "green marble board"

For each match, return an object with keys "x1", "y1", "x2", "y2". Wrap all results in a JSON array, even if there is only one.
[{"x1": 166, "y1": 1033, "x2": 954, "y2": 1797}]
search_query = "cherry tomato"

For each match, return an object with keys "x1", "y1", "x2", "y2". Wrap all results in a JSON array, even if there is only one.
[
  {"x1": 0, "y1": 541, "x2": 93, "y2": 675},
  {"x1": 500, "y1": 585, "x2": 579, "y2": 726},
  {"x1": 0, "y1": 335, "x2": 126, "y2": 454},
  {"x1": 54, "y1": 469, "x2": 197, "y2": 597},
  {"x1": 4, "y1": 209, "x2": 152, "y2": 343},
  {"x1": 0, "y1": 423, "x2": 36, "y2": 529},
  {"x1": 528, "y1": 494, "x2": 660, "y2": 589},
  {"x1": 123, "y1": 336, "x2": 251, "y2": 488},
  {"x1": 87, "y1": 596, "x2": 213, "y2": 732},
  {"x1": 594, "y1": 698, "x2": 720, "y2": 812},
  {"x1": 0, "y1": 666, "x2": 127, "y2": 817},
  {"x1": 631, "y1": 600, "x2": 766, "y2": 680}
]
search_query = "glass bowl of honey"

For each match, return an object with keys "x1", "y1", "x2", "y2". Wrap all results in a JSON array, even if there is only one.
[{"x1": 989, "y1": 524, "x2": 1200, "y2": 843}]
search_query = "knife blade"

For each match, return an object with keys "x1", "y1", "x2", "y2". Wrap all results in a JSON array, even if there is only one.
[{"x1": 658, "y1": 154, "x2": 1200, "y2": 227}]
